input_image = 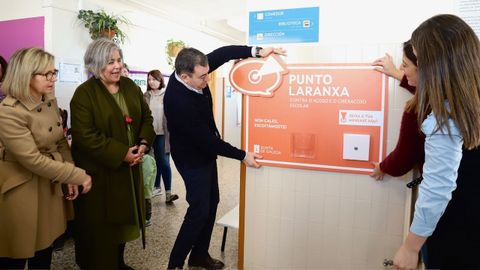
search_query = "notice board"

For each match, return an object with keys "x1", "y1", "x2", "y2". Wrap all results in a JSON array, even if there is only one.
[{"x1": 230, "y1": 56, "x2": 388, "y2": 174}]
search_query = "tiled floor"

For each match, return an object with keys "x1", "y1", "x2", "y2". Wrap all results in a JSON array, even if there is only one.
[{"x1": 51, "y1": 157, "x2": 241, "y2": 270}]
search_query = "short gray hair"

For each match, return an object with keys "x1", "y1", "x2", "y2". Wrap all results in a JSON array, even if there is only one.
[
  {"x1": 2, "y1": 48, "x2": 54, "y2": 100},
  {"x1": 84, "y1": 38, "x2": 123, "y2": 78}
]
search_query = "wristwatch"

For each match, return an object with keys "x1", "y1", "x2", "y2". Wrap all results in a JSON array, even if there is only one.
[{"x1": 255, "y1": 46, "x2": 263, "y2": 58}]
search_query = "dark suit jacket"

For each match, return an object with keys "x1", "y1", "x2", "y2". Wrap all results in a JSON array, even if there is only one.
[{"x1": 164, "y1": 45, "x2": 252, "y2": 166}]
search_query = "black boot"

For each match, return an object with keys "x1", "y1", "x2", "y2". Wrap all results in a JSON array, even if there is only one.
[{"x1": 118, "y1": 243, "x2": 135, "y2": 270}]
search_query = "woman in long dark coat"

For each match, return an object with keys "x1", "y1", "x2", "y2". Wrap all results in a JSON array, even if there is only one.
[{"x1": 70, "y1": 38, "x2": 155, "y2": 270}]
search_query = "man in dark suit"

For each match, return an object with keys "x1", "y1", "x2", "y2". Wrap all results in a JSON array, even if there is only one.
[{"x1": 165, "y1": 45, "x2": 285, "y2": 269}]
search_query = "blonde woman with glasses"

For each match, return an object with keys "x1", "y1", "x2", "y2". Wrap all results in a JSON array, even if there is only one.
[{"x1": 0, "y1": 48, "x2": 91, "y2": 269}]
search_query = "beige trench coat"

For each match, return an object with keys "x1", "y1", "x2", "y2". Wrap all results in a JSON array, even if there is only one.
[{"x1": 0, "y1": 93, "x2": 87, "y2": 258}]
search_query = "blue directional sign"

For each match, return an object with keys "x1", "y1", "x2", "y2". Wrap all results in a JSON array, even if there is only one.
[{"x1": 249, "y1": 7, "x2": 319, "y2": 45}]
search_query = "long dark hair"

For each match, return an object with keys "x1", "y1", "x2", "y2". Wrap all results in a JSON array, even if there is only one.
[
  {"x1": 146, "y1": 69, "x2": 165, "y2": 90},
  {"x1": 403, "y1": 41, "x2": 417, "y2": 66},
  {"x1": 403, "y1": 41, "x2": 419, "y2": 114},
  {"x1": 412, "y1": 14, "x2": 480, "y2": 149}
]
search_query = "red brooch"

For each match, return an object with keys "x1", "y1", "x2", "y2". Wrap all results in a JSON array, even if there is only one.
[{"x1": 125, "y1": 115, "x2": 133, "y2": 125}]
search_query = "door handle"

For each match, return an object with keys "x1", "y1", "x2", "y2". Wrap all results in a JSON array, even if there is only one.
[{"x1": 383, "y1": 259, "x2": 394, "y2": 268}]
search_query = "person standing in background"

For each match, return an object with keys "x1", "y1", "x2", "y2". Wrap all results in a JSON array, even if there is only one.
[
  {"x1": 70, "y1": 38, "x2": 155, "y2": 270},
  {"x1": 122, "y1": 63, "x2": 130, "y2": 77},
  {"x1": 164, "y1": 45, "x2": 284, "y2": 269},
  {"x1": 0, "y1": 48, "x2": 91, "y2": 269},
  {"x1": 0, "y1": 55, "x2": 8, "y2": 102},
  {"x1": 144, "y1": 69, "x2": 178, "y2": 203},
  {"x1": 393, "y1": 14, "x2": 480, "y2": 269}
]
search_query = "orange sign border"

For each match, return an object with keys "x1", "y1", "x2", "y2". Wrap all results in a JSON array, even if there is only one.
[{"x1": 241, "y1": 63, "x2": 388, "y2": 175}]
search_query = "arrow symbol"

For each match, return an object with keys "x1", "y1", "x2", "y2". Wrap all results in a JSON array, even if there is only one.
[{"x1": 257, "y1": 55, "x2": 287, "y2": 76}]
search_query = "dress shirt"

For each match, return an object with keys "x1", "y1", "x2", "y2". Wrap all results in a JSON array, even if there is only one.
[
  {"x1": 174, "y1": 73, "x2": 203, "y2": 94},
  {"x1": 410, "y1": 109, "x2": 463, "y2": 237}
]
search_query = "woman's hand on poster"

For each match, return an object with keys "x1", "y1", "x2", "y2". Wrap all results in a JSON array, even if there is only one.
[
  {"x1": 373, "y1": 53, "x2": 404, "y2": 81},
  {"x1": 369, "y1": 162, "x2": 385, "y2": 180}
]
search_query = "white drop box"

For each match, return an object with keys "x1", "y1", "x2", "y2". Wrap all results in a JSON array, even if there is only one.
[{"x1": 342, "y1": 134, "x2": 370, "y2": 161}]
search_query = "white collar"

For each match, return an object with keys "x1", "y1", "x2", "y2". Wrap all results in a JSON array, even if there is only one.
[{"x1": 175, "y1": 72, "x2": 203, "y2": 94}]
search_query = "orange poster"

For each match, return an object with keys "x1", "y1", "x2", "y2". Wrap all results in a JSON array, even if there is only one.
[{"x1": 229, "y1": 56, "x2": 388, "y2": 174}]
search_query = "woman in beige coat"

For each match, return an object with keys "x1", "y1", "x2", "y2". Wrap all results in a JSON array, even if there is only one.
[{"x1": 0, "y1": 48, "x2": 92, "y2": 269}]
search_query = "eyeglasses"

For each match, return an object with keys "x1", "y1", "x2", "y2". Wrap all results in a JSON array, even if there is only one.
[{"x1": 33, "y1": 69, "x2": 59, "y2": 81}]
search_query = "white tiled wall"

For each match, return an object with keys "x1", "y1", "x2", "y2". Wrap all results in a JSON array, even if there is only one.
[{"x1": 243, "y1": 44, "x2": 413, "y2": 269}]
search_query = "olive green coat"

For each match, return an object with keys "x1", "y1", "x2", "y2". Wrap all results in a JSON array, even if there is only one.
[
  {"x1": 0, "y1": 94, "x2": 87, "y2": 258},
  {"x1": 70, "y1": 77, "x2": 155, "y2": 269}
]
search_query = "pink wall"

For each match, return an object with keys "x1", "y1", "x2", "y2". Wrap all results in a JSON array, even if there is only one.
[{"x1": 0, "y1": 16, "x2": 44, "y2": 61}]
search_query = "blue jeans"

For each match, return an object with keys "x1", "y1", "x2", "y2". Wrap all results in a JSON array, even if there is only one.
[{"x1": 152, "y1": 135, "x2": 172, "y2": 191}]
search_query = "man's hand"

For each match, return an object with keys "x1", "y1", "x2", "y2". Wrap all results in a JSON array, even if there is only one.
[
  {"x1": 243, "y1": 152, "x2": 263, "y2": 168},
  {"x1": 258, "y1": 47, "x2": 287, "y2": 58}
]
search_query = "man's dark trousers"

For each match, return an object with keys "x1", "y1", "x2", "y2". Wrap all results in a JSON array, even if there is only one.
[{"x1": 168, "y1": 160, "x2": 219, "y2": 268}]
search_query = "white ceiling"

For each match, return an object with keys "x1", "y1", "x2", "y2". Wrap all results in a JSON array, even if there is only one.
[
  {"x1": 123, "y1": 0, "x2": 248, "y2": 43},
  {"x1": 135, "y1": 0, "x2": 246, "y2": 21}
]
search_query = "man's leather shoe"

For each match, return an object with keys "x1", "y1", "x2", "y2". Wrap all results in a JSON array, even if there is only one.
[{"x1": 188, "y1": 255, "x2": 225, "y2": 269}]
